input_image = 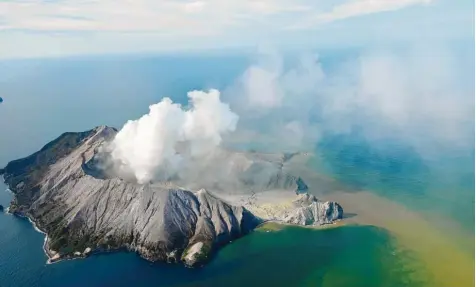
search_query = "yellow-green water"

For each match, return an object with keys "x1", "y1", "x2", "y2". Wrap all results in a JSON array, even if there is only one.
[
  {"x1": 331, "y1": 191, "x2": 474, "y2": 287},
  {"x1": 299, "y1": 152, "x2": 475, "y2": 287},
  {"x1": 183, "y1": 224, "x2": 423, "y2": 287}
]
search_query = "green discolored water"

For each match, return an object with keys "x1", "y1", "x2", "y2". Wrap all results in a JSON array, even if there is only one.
[{"x1": 181, "y1": 224, "x2": 424, "y2": 287}]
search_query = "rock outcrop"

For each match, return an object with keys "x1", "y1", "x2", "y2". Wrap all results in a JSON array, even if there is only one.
[
  {"x1": 283, "y1": 194, "x2": 343, "y2": 226},
  {"x1": 1, "y1": 126, "x2": 343, "y2": 267}
]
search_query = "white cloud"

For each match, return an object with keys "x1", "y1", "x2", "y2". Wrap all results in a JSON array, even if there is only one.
[
  {"x1": 0, "y1": 0, "x2": 222, "y2": 34},
  {"x1": 288, "y1": 0, "x2": 433, "y2": 29},
  {"x1": 2, "y1": 0, "x2": 468, "y2": 59},
  {"x1": 0, "y1": 0, "x2": 432, "y2": 33},
  {"x1": 109, "y1": 88, "x2": 238, "y2": 183},
  {"x1": 231, "y1": 46, "x2": 473, "y2": 155},
  {"x1": 183, "y1": 1, "x2": 206, "y2": 13}
]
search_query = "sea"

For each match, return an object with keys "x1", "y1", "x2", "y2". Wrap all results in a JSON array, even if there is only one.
[{"x1": 0, "y1": 51, "x2": 473, "y2": 287}]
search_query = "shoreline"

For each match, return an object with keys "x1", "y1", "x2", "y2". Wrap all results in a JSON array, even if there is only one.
[
  {"x1": 256, "y1": 218, "x2": 346, "y2": 231},
  {"x1": 6, "y1": 209, "x2": 59, "y2": 264},
  {"x1": 6, "y1": 199, "x2": 346, "y2": 266},
  {"x1": 1, "y1": 194, "x2": 80, "y2": 265},
  {"x1": 22, "y1": 211, "x2": 88, "y2": 264},
  {"x1": 3, "y1": 181, "x2": 53, "y2": 260},
  {"x1": 3, "y1": 176, "x2": 346, "y2": 267},
  {"x1": 26, "y1": 214, "x2": 90, "y2": 265}
]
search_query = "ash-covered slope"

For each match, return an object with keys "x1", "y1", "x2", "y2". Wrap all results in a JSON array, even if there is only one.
[
  {"x1": 284, "y1": 193, "x2": 343, "y2": 226},
  {"x1": 1, "y1": 126, "x2": 342, "y2": 267}
]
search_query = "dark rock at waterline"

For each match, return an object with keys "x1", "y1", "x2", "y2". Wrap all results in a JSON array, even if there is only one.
[
  {"x1": 0, "y1": 126, "x2": 263, "y2": 267},
  {"x1": 0, "y1": 97, "x2": 3, "y2": 103},
  {"x1": 1, "y1": 125, "x2": 342, "y2": 267},
  {"x1": 0, "y1": 205, "x2": 4, "y2": 212}
]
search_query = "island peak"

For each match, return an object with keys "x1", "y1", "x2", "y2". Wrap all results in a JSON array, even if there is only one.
[{"x1": 1, "y1": 127, "x2": 343, "y2": 267}]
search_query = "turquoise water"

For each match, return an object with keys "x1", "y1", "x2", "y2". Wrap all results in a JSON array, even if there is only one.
[
  {"x1": 0, "y1": 53, "x2": 473, "y2": 286},
  {"x1": 316, "y1": 130, "x2": 475, "y2": 232}
]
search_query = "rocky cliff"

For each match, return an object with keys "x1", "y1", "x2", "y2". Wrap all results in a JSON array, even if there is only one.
[{"x1": 1, "y1": 126, "x2": 343, "y2": 267}]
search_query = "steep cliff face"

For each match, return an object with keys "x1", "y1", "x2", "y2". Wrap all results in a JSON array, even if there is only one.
[
  {"x1": 1, "y1": 126, "x2": 343, "y2": 267},
  {"x1": 1, "y1": 128, "x2": 103, "y2": 214},
  {"x1": 283, "y1": 194, "x2": 343, "y2": 226},
  {"x1": 2, "y1": 126, "x2": 261, "y2": 266}
]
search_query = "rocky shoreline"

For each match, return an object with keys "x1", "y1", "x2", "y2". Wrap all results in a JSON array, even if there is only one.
[
  {"x1": 1, "y1": 126, "x2": 343, "y2": 267},
  {"x1": 2, "y1": 206, "x2": 74, "y2": 264}
]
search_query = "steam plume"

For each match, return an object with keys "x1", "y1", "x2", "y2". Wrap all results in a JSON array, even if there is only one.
[
  {"x1": 225, "y1": 46, "x2": 473, "y2": 156},
  {"x1": 109, "y1": 89, "x2": 238, "y2": 184}
]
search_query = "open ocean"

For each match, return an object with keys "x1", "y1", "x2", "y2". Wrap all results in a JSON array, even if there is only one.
[{"x1": 0, "y1": 52, "x2": 473, "y2": 287}]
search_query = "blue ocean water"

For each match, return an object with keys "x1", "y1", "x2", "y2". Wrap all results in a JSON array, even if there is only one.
[{"x1": 0, "y1": 52, "x2": 473, "y2": 286}]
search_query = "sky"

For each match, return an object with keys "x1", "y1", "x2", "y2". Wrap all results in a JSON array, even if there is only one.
[{"x1": 0, "y1": 0, "x2": 473, "y2": 59}]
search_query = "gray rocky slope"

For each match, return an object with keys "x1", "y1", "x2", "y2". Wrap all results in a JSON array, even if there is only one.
[{"x1": 1, "y1": 126, "x2": 343, "y2": 267}]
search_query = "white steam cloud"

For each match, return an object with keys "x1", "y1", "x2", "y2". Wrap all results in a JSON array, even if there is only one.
[
  {"x1": 109, "y1": 89, "x2": 238, "y2": 184},
  {"x1": 238, "y1": 48, "x2": 325, "y2": 111},
  {"x1": 106, "y1": 45, "x2": 472, "y2": 184},
  {"x1": 225, "y1": 45, "x2": 473, "y2": 156}
]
